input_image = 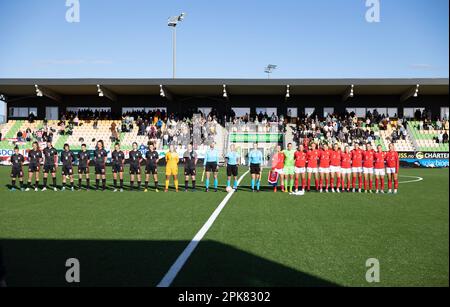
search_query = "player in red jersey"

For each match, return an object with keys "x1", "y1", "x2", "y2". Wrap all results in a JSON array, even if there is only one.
[
  {"x1": 271, "y1": 145, "x2": 285, "y2": 192},
  {"x1": 351, "y1": 143, "x2": 364, "y2": 193},
  {"x1": 318, "y1": 143, "x2": 331, "y2": 192},
  {"x1": 374, "y1": 145, "x2": 387, "y2": 193},
  {"x1": 362, "y1": 143, "x2": 375, "y2": 193},
  {"x1": 385, "y1": 143, "x2": 400, "y2": 194},
  {"x1": 303, "y1": 137, "x2": 310, "y2": 149},
  {"x1": 294, "y1": 144, "x2": 307, "y2": 192},
  {"x1": 329, "y1": 143, "x2": 342, "y2": 193},
  {"x1": 306, "y1": 142, "x2": 320, "y2": 191},
  {"x1": 340, "y1": 146, "x2": 352, "y2": 192}
]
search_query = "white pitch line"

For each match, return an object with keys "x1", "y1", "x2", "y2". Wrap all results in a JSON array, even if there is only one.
[
  {"x1": 157, "y1": 170, "x2": 250, "y2": 288},
  {"x1": 398, "y1": 175, "x2": 424, "y2": 184}
]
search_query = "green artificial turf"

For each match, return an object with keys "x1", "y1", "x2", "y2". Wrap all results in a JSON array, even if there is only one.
[{"x1": 0, "y1": 166, "x2": 448, "y2": 287}]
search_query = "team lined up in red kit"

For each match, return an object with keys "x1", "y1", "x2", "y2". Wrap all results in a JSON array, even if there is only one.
[{"x1": 291, "y1": 143, "x2": 400, "y2": 194}]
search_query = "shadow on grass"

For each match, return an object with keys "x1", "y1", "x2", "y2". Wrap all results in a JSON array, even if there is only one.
[{"x1": 1, "y1": 239, "x2": 338, "y2": 287}]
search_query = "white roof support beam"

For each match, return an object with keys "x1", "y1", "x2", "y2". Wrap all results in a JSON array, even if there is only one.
[
  {"x1": 400, "y1": 84, "x2": 420, "y2": 102},
  {"x1": 285, "y1": 85, "x2": 290, "y2": 101},
  {"x1": 96, "y1": 85, "x2": 117, "y2": 102},
  {"x1": 222, "y1": 84, "x2": 229, "y2": 101},
  {"x1": 159, "y1": 85, "x2": 174, "y2": 102},
  {"x1": 34, "y1": 85, "x2": 62, "y2": 102},
  {"x1": 342, "y1": 84, "x2": 354, "y2": 102}
]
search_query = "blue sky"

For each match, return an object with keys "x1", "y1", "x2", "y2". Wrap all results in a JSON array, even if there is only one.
[{"x1": 0, "y1": 0, "x2": 448, "y2": 78}]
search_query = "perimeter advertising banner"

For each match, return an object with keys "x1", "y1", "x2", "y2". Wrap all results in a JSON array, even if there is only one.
[
  {"x1": 399, "y1": 151, "x2": 449, "y2": 168},
  {"x1": 229, "y1": 133, "x2": 282, "y2": 143},
  {"x1": 0, "y1": 146, "x2": 207, "y2": 164}
]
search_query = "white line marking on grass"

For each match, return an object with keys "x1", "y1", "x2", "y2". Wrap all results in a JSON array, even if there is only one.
[
  {"x1": 398, "y1": 175, "x2": 424, "y2": 184},
  {"x1": 157, "y1": 170, "x2": 250, "y2": 288}
]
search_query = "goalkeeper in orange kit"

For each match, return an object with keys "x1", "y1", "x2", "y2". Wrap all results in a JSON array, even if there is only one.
[{"x1": 165, "y1": 144, "x2": 180, "y2": 192}]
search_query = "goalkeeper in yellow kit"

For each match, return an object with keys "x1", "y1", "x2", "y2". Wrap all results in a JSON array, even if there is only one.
[{"x1": 165, "y1": 144, "x2": 180, "y2": 192}]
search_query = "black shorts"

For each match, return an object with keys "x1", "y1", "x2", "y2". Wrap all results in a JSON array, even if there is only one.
[
  {"x1": 145, "y1": 165, "x2": 158, "y2": 175},
  {"x1": 205, "y1": 162, "x2": 218, "y2": 173},
  {"x1": 112, "y1": 164, "x2": 124, "y2": 173},
  {"x1": 11, "y1": 168, "x2": 24, "y2": 178},
  {"x1": 43, "y1": 164, "x2": 56, "y2": 174},
  {"x1": 95, "y1": 164, "x2": 106, "y2": 175},
  {"x1": 129, "y1": 164, "x2": 141, "y2": 175},
  {"x1": 184, "y1": 167, "x2": 196, "y2": 176},
  {"x1": 250, "y1": 163, "x2": 261, "y2": 175},
  {"x1": 78, "y1": 166, "x2": 89, "y2": 174},
  {"x1": 227, "y1": 165, "x2": 238, "y2": 177},
  {"x1": 28, "y1": 163, "x2": 40, "y2": 173},
  {"x1": 62, "y1": 165, "x2": 73, "y2": 176}
]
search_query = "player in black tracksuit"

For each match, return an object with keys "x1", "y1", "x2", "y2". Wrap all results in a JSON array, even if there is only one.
[
  {"x1": 111, "y1": 143, "x2": 125, "y2": 192},
  {"x1": 183, "y1": 144, "x2": 198, "y2": 191},
  {"x1": 61, "y1": 144, "x2": 76, "y2": 191},
  {"x1": 9, "y1": 146, "x2": 25, "y2": 191},
  {"x1": 26, "y1": 142, "x2": 42, "y2": 191},
  {"x1": 42, "y1": 141, "x2": 58, "y2": 191},
  {"x1": 129, "y1": 142, "x2": 143, "y2": 191},
  {"x1": 93, "y1": 140, "x2": 108, "y2": 191},
  {"x1": 145, "y1": 143, "x2": 160, "y2": 192},
  {"x1": 77, "y1": 144, "x2": 90, "y2": 190}
]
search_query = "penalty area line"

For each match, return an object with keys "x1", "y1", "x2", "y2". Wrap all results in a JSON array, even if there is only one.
[
  {"x1": 398, "y1": 175, "x2": 424, "y2": 184},
  {"x1": 156, "y1": 170, "x2": 250, "y2": 288}
]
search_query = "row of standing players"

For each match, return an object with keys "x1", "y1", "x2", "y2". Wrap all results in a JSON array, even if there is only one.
[
  {"x1": 268, "y1": 142, "x2": 400, "y2": 194},
  {"x1": 9, "y1": 140, "x2": 195, "y2": 192},
  {"x1": 8, "y1": 140, "x2": 399, "y2": 194}
]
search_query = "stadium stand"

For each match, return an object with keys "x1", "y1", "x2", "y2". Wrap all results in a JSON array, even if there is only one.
[
  {"x1": 65, "y1": 120, "x2": 119, "y2": 150},
  {"x1": 0, "y1": 110, "x2": 448, "y2": 156},
  {"x1": 377, "y1": 119, "x2": 416, "y2": 152},
  {"x1": 408, "y1": 120, "x2": 449, "y2": 152},
  {"x1": 286, "y1": 112, "x2": 390, "y2": 150},
  {"x1": 0, "y1": 113, "x2": 222, "y2": 153}
]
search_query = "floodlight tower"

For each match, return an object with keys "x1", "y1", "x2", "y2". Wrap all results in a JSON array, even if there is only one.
[
  {"x1": 264, "y1": 64, "x2": 277, "y2": 79},
  {"x1": 168, "y1": 12, "x2": 186, "y2": 79}
]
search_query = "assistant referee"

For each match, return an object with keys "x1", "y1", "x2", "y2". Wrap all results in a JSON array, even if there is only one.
[
  {"x1": 203, "y1": 142, "x2": 219, "y2": 192},
  {"x1": 248, "y1": 143, "x2": 263, "y2": 192}
]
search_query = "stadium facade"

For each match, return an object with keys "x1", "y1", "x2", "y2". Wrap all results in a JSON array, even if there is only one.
[
  {"x1": 0, "y1": 78, "x2": 448, "y2": 168},
  {"x1": 0, "y1": 78, "x2": 448, "y2": 120}
]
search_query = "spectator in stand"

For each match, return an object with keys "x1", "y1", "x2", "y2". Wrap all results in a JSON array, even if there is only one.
[
  {"x1": 415, "y1": 109, "x2": 422, "y2": 120},
  {"x1": 418, "y1": 120, "x2": 424, "y2": 131},
  {"x1": 398, "y1": 125, "x2": 406, "y2": 140},
  {"x1": 17, "y1": 131, "x2": 23, "y2": 142},
  {"x1": 28, "y1": 112, "x2": 36, "y2": 123},
  {"x1": 59, "y1": 121, "x2": 65, "y2": 135},
  {"x1": 438, "y1": 132, "x2": 444, "y2": 144}
]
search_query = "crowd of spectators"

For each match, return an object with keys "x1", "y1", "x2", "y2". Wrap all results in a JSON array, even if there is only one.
[
  {"x1": 6, "y1": 106, "x2": 448, "y2": 151},
  {"x1": 119, "y1": 109, "x2": 220, "y2": 149},
  {"x1": 433, "y1": 131, "x2": 449, "y2": 144},
  {"x1": 15, "y1": 124, "x2": 56, "y2": 144},
  {"x1": 64, "y1": 109, "x2": 112, "y2": 121},
  {"x1": 415, "y1": 117, "x2": 449, "y2": 131},
  {"x1": 288, "y1": 110, "x2": 409, "y2": 147}
]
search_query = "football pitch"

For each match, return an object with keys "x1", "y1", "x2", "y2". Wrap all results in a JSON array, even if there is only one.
[{"x1": 0, "y1": 166, "x2": 448, "y2": 287}]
